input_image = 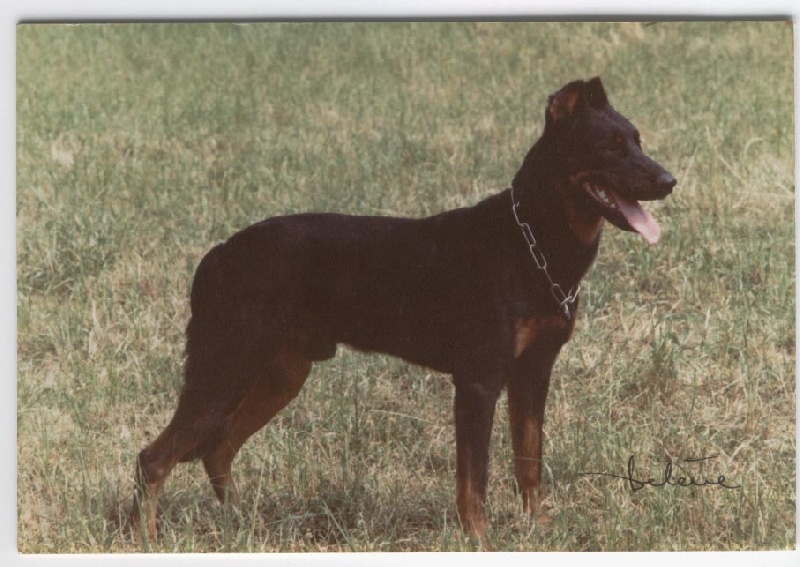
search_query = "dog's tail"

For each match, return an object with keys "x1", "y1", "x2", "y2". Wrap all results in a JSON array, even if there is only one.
[
  {"x1": 188, "y1": 242, "x2": 230, "y2": 325},
  {"x1": 185, "y1": 239, "x2": 280, "y2": 367},
  {"x1": 184, "y1": 243, "x2": 241, "y2": 371}
]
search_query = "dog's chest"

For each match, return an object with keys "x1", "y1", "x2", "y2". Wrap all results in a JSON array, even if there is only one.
[{"x1": 513, "y1": 314, "x2": 575, "y2": 358}]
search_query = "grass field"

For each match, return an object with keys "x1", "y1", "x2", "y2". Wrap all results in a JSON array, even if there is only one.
[{"x1": 16, "y1": 22, "x2": 795, "y2": 552}]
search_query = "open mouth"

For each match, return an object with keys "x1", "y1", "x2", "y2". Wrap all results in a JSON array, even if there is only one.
[{"x1": 582, "y1": 182, "x2": 661, "y2": 245}]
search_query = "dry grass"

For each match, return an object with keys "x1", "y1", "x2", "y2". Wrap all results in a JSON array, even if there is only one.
[{"x1": 16, "y1": 22, "x2": 794, "y2": 552}]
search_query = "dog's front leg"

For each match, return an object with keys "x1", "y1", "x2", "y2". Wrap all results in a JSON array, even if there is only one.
[
  {"x1": 507, "y1": 343, "x2": 561, "y2": 519},
  {"x1": 453, "y1": 378, "x2": 501, "y2": 547}
]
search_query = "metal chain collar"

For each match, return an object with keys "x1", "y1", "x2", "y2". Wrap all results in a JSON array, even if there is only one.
[{"x1": 510, "y1": 186, "x2": 581, "y2": 320}]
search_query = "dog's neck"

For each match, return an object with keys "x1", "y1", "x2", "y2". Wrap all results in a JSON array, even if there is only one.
[{"x1": 509, "y1": 147, "x2": 602, "y2": 291}]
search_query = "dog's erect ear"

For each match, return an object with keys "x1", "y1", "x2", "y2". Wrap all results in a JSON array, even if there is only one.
[
  {"x1": 546, "y1": 77, "x2": 609, "y2": 125},
  {"x1": 547, "y1": 80, "x2": 585, "y2": 123},
  {"x1": 584, "y1": 77, "x2": 609, "y2": 109}
]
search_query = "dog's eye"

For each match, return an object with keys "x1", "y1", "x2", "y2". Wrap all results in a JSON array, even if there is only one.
[{"x1": 605, "y1": 134, "x2": 627, "y2": 156}]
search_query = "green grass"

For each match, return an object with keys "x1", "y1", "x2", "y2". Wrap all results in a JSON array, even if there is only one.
[{"x1": 16, "y1": 22, "x2": 795, "y2": 552}]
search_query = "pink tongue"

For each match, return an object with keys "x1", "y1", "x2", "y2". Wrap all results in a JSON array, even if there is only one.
[{"x1": 615, "y1": 194, "x2": 661, "y2": 244}]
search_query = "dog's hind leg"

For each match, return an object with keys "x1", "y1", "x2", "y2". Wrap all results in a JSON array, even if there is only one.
[
  {"x1": 132, "y1": 317, "x2": 258, "y2": 543},
  {"x1": 132, "y1": 383, "x2": 240, "y2": 544},
  {"x1": 201, "y1": 344, "x2": 313, "y2": 505}
]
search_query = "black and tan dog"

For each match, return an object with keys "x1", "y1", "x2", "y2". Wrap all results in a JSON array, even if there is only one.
[{"x1": 133, "y1": 77, "x2": 676, "y2": 545}]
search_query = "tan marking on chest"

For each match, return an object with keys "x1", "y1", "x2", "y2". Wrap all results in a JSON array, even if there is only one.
[{"x1": 514, "y1": 315, "x2": 574, "y2": 358}]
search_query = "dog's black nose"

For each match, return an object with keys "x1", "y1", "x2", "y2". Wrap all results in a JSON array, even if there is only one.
[{"x1": 656, "y1": 171, "x2": 677, "y2": 193}]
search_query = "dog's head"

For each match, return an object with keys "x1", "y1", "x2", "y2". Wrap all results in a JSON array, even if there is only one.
[{"x1": 543, "y1": 77, "x2": 676, "y2": 244}]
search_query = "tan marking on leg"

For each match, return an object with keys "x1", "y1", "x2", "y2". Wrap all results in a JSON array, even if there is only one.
[
  {"x1": 507, "y1": 371, "x2": 552, "y2": 523},
  {"x1": 514, "y1": 316, "x2": 572, "y2": 359},
  {"x1": 507, "y1": 395, "x2": 545, "y2": 514},
  {"x1": 133, "y1": 422, "x2": 185, "y2": 544},
  {"x1": 514, "y1": 318, "x2": 540, "y2": 359},
  {"x1": 202, "y1": 345, "x2": 312, "y2": 504},
  {"x1": 456, "y1": 457, "x2": 488, "y2": 547}
]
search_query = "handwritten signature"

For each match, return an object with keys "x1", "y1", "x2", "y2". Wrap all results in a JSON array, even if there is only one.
[{"x1": 579, "y1": 454, "x2": 741, "y2": 491}]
